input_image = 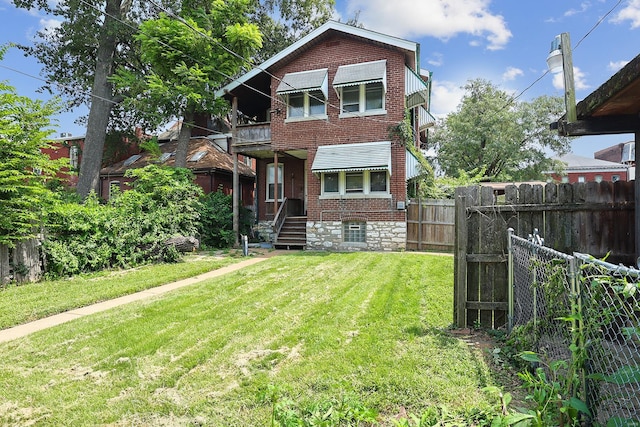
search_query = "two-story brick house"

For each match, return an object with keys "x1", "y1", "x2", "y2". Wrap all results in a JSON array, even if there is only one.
[{"x1": 219, "y1": 21, "x2": 433, "y2": 251}]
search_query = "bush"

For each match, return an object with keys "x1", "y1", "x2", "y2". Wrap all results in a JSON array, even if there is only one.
[
  {"x1": 42, "y1": 166, "x2": 203, "y2": 277},
  {"x1": 198, "y1": 190, "x2": 254, "y2": 248}
]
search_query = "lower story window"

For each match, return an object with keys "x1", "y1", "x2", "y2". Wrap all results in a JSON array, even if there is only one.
[
  {"x1": 343, "y1": 221, "x2": 366, "y2": 243},
  {"x1": 345, "y1": 172, "x2": 364, "y2": 193},
  {"x1": 109, "y1": 181, "x2": 121, "y2": 199}
]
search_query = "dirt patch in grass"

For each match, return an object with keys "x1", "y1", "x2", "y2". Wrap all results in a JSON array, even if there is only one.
[
  {"x1": 235, "y1": 343, "x2": 304, "y2": 376},
  {"x1": 449, "y1": 328, "x2": 525, "y2": 403},
  {"x1": 0, "y1": 401, "x2": 49, "y2": 426}
]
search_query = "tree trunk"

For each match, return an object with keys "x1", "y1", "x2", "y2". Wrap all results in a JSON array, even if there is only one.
[
  {"x1": 76, "y1": 0, "x2": 124, "y2": 199},
  {"x1": 0, "y1": 244, "x2": 9, "y2": 285},
  {"x1": 174, "y1": 109, "x2": 195, "y2": 168}
]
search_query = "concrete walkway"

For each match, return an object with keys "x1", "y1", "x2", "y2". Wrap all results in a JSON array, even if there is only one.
[{"x1": 0, "y1": 253, "x2": 278, "y2": 344}]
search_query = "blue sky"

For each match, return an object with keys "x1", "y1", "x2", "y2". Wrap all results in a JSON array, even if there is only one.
[{"x1": 1, "y1": 0, "x2": 639, "y2": 157}]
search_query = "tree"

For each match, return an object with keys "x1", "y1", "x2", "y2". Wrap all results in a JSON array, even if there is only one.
[
  {"x1": 12, "y1": 0, "x2": 163, "y2": 198},
  {"x1": 0, "y1": 47, "x2": 62, "y2": 245},
  {"x1": 431, "y1": 79, "x2": 572, "y2": 182},
  {"x1": 112, "y1": 0, "x2": 262, "y2": 167},
  {"x1": 12, "y1": 0, "x2": 333, "y2": 195},
  {"x1": 251, "y1": 0, "x2": 336, "y2": 61}
]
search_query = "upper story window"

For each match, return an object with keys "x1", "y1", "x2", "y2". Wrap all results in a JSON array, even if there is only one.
[
  {"x1": 286, "y1": 90, "x2": 326, "y2": 119},
  {"x1": 276, "y1": 68, "x2": 328, "y2": 122},
  {"x1": 333, "y1": 60, "x2": 386, "y2": 117}
]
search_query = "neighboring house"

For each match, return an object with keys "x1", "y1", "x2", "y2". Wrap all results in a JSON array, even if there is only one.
[
  {"x1": 218, "y1": 20, "x2": 434, "y2": 251},
  {"x1": 595, "y1": 140, "x2": 635, "y2": 166},
  {"x1": 99, "y1": 137, "x2": 256, "y2": 206},
  {"x1": 550, "y1": 153, "x2": 632, "y2": 183},
  {"x1": 43, "y1": 133, "x2": 85, "y2": 187}
]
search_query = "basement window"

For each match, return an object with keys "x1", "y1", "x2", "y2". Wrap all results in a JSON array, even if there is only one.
[{"x1": 343, "y1": 221, "x2": 366, "y2": 243}]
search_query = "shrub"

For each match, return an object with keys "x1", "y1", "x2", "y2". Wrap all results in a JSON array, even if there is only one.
[{"x1": 42, "y1": 165, "x2": 203, "y2": 277}]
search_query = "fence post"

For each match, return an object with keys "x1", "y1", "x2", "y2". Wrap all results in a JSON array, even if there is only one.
[
  {"x1": 454, "y1": 190, "x2": 469, "y2": 328},
  {"x1": 507, "y1": 228, "x2": 514, "y2": 332},
  {"x1": 568, "y1": 256, "x2": 587, "y2": 406}
]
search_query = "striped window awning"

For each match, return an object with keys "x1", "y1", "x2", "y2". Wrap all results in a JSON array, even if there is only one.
[
  {"x1": 405, "y1": 66, "x2": 429, "y2": 109},
  {"x1": 276, "y1": 68, "x2": 329, "y2": 99},
  {"x1": 311, "y1": 141, "x2": 391, "y2": 175},
  {"x1": 418, "y1": 106, "x2": 436, "y2": 131},
  {"x1": 332, "y1": 60, "x2": 387, "y2": 90}
]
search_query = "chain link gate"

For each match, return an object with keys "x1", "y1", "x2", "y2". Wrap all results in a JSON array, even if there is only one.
[{"x1": 508, "y1": 229, "x2": 640, "y2": 425}]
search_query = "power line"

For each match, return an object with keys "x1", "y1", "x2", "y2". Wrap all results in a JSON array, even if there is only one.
[{"x1": 507, "y1": 0, "x2": 624, "y2": 106}]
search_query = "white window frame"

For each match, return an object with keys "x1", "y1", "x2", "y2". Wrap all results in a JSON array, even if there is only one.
[
  {"x1": 109, "y1": 181, "x2": 121, "y2": 199},
  {"x1": 320, "y1": 170, "x2": 389, "y2": 198},
  {"x1": 69, "y1": 145, "x2": 79, "y2": 169},
  {"x1": 266, "y1": 163, "x2": 284, "y2": 202},
  {"x1": 343, "y1": 221, "x2": 366, "y2": 243},
  {"x1": 339, "y1": 82, "x2": 386, "y2": 117},
  {"x1": 612, "y1": 175, "x2": 621, "y2": 182},
  {"x1": 286, "y1": 90, "x2": 327, "y2": 122}
]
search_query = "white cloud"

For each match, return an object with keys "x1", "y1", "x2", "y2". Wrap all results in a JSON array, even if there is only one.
[
  {"x1": 502, "y1": 66, "x2": 523, "y2": 81},
  {"x1": 611, "y1": 0, "x2": 640, "y2": 28},
  {"x1": 430, "y1": 79, "x2": 466, "y2": 117},
  {"x1": 39, "y1": 17, "x2": 62, "y2": 36},
  {"x1": 427, "y1": 52, "x2": 444, "y2": 67},
  {"x1": 345, "y1": 0, "x2": 512, "y2": 50},
  {"x1": 608, "y1": 60, "x2": 630, "y2": 72},
  {"x1": 552, "y1": 66, "x2": 589, "y2": 91},
  {"x1": 564, "y1": 2, "x2": 591, "y2": 17}
]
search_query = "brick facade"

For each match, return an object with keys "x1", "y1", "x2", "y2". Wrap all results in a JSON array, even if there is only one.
[{"x1": 222, "y1": 22, "x2": 429, "y2": 252}]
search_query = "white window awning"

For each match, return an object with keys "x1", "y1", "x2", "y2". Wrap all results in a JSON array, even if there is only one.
[
  {"x1": 311, "y1": 141, "x2": 391, "y2": 175},
  {"x1": 276, "y1": 68, "x2": 329, "y2": 99},
  {"x1": 406, "y1": 148, "x2": 422, "y2": 180},
  {"x1": 332, "y1": 60, "x2": 387, "y2": 90},
  {"x1": 418, "y1": 106, "x2": 436, "y2": 131},
  {"x1": 405, "y1": 66, "x2": 429, "y2": 109}
]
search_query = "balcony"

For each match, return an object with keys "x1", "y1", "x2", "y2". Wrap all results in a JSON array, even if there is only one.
[{"x1": 234, "y1": 123, "x2": 272, "y2": 158}]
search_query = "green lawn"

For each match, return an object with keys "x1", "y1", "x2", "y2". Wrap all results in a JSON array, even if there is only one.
[
  {"x1": 0, "y1": 252, "x2": 502, "y2": 425},
  {"x1": 0, "y1": 254, "x2": 240, "y2": 329}
]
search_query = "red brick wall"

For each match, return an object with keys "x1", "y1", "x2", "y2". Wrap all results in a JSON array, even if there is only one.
[
  {"x1": 551, "y1": 171, "x2": 629, "y2": 183},
  {"x1": 264, "y1": 34, "x2": 409, "y2": 223}
]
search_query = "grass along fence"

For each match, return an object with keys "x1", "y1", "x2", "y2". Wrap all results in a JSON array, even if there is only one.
[
  {"x1": 0, "y1": 252, "x2": 511, "y2": 426},
  {"x1": 508, "y1": 230, "x2": 640, "y2": 425}
]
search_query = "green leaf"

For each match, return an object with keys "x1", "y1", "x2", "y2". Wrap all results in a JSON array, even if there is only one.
[
  {"x1": 519, "y1": 351, "x2": 541, "y2": 363},
  {"x1": 565, "y1": 397, "x2": 590, "y2": 416},
  {"x1": 604, "y1": 366, "x2": 640, "y2": 385},
  {"x1": 503, "y1": 413, "x2": 535, "y2": 424}
]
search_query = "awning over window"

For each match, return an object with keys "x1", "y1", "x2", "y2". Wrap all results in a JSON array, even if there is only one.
[
  {"x1": 311, "y1": 141, "x2": 391, "y2": 175},
  {"x1": 332, "y1": 60, "x2": 387, "y2": 90},
  {"x1": 418, "y1": 106, "x2": 436, "y2": 131},
  {"x1": 276, "y1": 68, "x2": 329, "y2": 99},
  {"x1": 406, "y1": 148, "x2": 422, "y2": 180},
  {"x1": 405, "y1": 66, "x2": 429, "y2": 109}
]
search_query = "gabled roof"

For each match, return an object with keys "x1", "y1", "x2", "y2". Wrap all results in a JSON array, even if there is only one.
[
  {"x1": 554, "y1": 153, "x2": 629, "y2": 171},
  {"x1": 100, "y1": 138, "x2": 255, "y2": 178},
  {"x1": 217, "y1": 20, "x2": 420, "y2": 97}
]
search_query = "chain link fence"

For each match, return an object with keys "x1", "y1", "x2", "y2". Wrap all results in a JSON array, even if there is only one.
[{"x1": 508, "y1": 229, "x2": 640, "y2": 426}]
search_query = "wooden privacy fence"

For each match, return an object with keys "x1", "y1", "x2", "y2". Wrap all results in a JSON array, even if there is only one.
[
  {"x1": 406, "y1": 198, "x2": 455, "y2": 251},
  {"x1": 454, "y1": 181, "x2": 635, "y2": 329}
]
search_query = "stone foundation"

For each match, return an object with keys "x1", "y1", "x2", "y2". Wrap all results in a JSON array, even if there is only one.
[
  {"x1": 253, "y1": 221, "x2": 275, "y2": 243},
  {"x1": 306, "y1": 221, "x2": 406, "y2": 251}
]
